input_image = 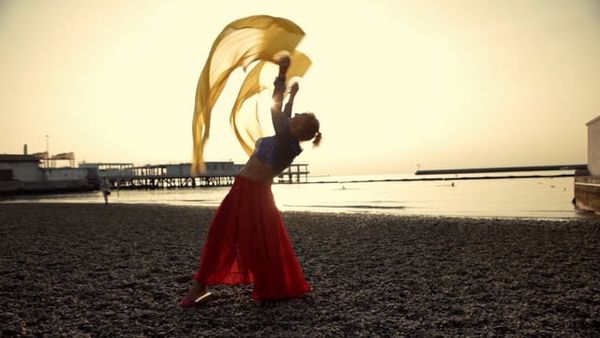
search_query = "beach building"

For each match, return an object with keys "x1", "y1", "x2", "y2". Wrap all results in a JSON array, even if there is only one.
[
  {"x1": 79, "y1": 162, "x2": 131, "y2": 180},
  {"x1": 0, "y1": 152, "x2": 96, "y2": 195},
  {"x1": 2, "y1": 153, "x2": 310, "y2": 194},
  {"x1": 128, "y1": 162, "x2": 243, "y2": 188},
  {"x1": 45, "y1": 167, "x2": 94, "y2": 181},
  {"x1": 587, "y1": 116, "x2": 600, "y2": 176},
  {"x1": 165, "y1": 162, "x2": 243, "y2": 177},
  {"x1": 574, "y1": 115, "x2": 600, "y2": 214},
  {"x1": 0, "y1": 155, "x2": 42, "y2": 182}
]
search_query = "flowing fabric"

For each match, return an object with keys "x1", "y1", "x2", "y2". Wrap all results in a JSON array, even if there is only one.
[
  {"x1": 230, "y1": 52, "x2": 312, "y2": 156},
  {"x1": 193, "y1": 176, "x2": 311, "y2": 300},
  {"x1": 192, "y1": 15, "x2": 311, "y2": 175}
]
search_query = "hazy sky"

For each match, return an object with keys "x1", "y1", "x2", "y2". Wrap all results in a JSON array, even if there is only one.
[{"x1": 1, "y1": 0, "x2": 599, "y2": 175}]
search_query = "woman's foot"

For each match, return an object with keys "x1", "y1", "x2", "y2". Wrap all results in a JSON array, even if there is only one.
[
  {"x1": 179, "y1": 280, "x2": 212, "y2": 308},
  {"x1": 179, "y1": 291, "x2": 214, "y2": 309}
]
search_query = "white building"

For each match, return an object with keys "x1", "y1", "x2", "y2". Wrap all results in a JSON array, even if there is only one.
[
  {"x1": 587, "y1": 116, "x2": 600, "y2": 176},
  {"x1": 0, "y1": 155, "x2": 42, "y2": 182},
  {"x1": 574, "y1": 115, "x2": 600, "y2": 214},
  {"x1": 0, "y1": 154, "x2": 98, "y2": 194},
  {"x1": 166, "y1": 162, "x2": 242, "y2": 177},
  {"x1": 45, "y1": 168, "x2": 91, "y2": 181},
  {"x1": 79, "y1": 163, "x2": 131, "y2": 180}
]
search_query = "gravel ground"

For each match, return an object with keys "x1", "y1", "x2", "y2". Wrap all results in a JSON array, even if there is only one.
[{"x1": 1, "y1": 203, "x2": 599, "y2": 337}]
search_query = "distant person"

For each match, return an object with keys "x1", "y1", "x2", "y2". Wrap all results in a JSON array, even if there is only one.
[
  {"x1": 180, "y1": 56, "x2": 321, "y2": 308},
  {"x1": 99, "y1": 177, "x2": 112, "y2": 204}
]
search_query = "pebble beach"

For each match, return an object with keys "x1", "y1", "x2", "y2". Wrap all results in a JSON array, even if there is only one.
[{"x1": 1, "y1": 203, "x2": 599, "y2": 337}]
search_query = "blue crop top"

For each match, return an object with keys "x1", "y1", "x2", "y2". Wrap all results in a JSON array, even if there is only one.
[{"x1": 255, "y1": 130, "x2": 302, "y2": 172}]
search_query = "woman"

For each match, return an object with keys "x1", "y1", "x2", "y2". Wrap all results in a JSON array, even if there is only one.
[{"x1": 180, "y1": 56, "x2": 321, "y2": 307}]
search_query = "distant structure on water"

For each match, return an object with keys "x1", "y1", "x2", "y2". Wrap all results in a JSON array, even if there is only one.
[
  {"x1": 0, "y1": 146, "x2": 310, "y2": 195},
  {"x1": 79, "y1": 162, "x2": 244, "y2": 189},
  {"x1": 413, "y1": 116, "x2": 600, "y2": 216},
  {"x1": 79, "y1": 162, "x2": 309, "y2": 189},
  {"x1": 0, "y1": 153, "x2": 96, "y2": 195},
  {"x1": 574, "y1": 115, "x2": 600, "y2": 215}
]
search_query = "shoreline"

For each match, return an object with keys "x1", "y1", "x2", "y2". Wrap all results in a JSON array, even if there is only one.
[
  {"x1": 0, "y1": 172, "x2": 577, "y2": 196},
  {"x1": 0, "y1": 199, "x2": 595, "y2": 221},
  {"x1": 0, "y1": 175, "x2": 583, "y2": 220},
  {"x1": 1, "y1": 203, "x2": 599, "y2": 336}
]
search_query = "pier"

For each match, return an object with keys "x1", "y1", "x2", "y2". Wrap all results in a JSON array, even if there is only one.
[
  {"x1": 415, "y1": 164, "x2": 587, "y2": 176},
  {"x1": 276, "y1": 164, "x2": 309, "y2": 183},
  {"x1": 80, "y1": 162, "x2": 310, "y2": 189}
]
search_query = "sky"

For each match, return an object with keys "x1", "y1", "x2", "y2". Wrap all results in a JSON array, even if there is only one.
[{"x1": 1, "y1": 0, "x2": 599, "y2": 175}]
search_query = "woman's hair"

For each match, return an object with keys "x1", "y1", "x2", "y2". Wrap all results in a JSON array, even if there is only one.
[
  {"x1": 300, "y1": 112, "x2": 321, "y2": 147},
  {"x1": 312, "y1": 131, "x2": 322, "y2": 147}
]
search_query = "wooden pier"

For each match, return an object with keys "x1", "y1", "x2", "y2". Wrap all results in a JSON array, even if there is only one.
[
  {"x1": 276, "y1": 164, "x2": 309, "y2": 183},
  {"x1": 81, "y1": 162, "x2": 309, "y2": 189}
]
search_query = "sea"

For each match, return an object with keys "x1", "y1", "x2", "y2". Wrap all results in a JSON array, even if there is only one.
[{"x1": 3, "y1": 171, "x2": 592, "y2": 220}]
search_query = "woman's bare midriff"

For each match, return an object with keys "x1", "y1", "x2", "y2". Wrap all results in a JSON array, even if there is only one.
[{"x1": 238, "y1": 155, "x2": 280, "y2": 183}]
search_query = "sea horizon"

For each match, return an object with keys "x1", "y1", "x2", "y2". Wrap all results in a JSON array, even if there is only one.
[{"x1": 1, "y1": 172, "x2": 592, "y2": 220}]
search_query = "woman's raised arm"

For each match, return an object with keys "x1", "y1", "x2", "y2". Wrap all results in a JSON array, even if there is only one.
[
  {"x1": 271, "y1": 57, "x2": 290, "y2": 135},
  {"x1": 283, "y1": 83, "x2": 299, "y2": 117}
]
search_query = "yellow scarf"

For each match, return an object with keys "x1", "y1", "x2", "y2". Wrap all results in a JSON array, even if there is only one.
[{"x1": 192, "y1": 15, "x2": 311, "y2": 175}]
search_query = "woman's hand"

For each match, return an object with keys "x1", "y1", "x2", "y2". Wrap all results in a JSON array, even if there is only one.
[
  {"x1": 277, "y1": 56, "x2": 290, "y2": 69},
  {"x1": 290, "y1": 82, "x2": 299, "y2": 96},
  {"x1": 277, "y1": 56, "x2": 290, "y2": 76}
]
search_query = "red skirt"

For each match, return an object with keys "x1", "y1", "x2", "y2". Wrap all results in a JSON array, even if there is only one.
[{"x1": 193, "y1": 175, "x2": 310, "y2": 300}]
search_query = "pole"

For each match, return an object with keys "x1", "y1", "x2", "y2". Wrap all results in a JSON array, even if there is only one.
[{"x1": 45, "y1": 135, "x2": 50, "y2": 168}]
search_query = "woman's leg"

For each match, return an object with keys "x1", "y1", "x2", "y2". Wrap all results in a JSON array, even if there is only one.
[
  {"x1": 237, "y1": 185, "x2": 310, "y2": 300},
  {"x1": 181, "y1": 180, "x2": 246, "y2": 304},
  {"x1": 246, "y1": 214, "x2": 310, "y2": 300}
]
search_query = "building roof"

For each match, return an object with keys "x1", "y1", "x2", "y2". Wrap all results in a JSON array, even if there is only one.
[
  {"x1": 0, "y1": 154, "x2": 41, "y2": 162},
  {"x1": 587, "y1": 115, "x2": 600, "y2": 126}
]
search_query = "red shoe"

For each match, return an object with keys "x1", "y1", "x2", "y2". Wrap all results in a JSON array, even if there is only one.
[{"x1": 178, "y1": 292, "x2": 214, "y2": 309}]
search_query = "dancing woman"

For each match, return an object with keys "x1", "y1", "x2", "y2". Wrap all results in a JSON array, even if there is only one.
[{"x1": 180, "y1": 56, "x2": 321, "y2": 307}]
